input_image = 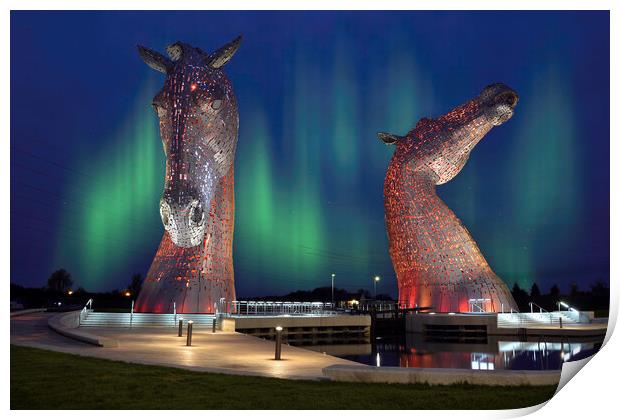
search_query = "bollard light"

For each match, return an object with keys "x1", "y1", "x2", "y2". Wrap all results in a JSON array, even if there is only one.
[
  {"x1": 186, "y1": 320, "x2": 194, "y2": 346},
  {"x1": 212, "y1": 318, "x2": 216, "y2": 333},
  {"x1": 275, "y1": 326, "x2": 283, "y2": 360},
  {"x1": 178, "y1": 318, "x2": 184, "y2": 337}
]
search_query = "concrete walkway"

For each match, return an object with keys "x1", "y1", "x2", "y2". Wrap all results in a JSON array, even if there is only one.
[{"x1": 10, "y1": 313, "x2": 361, "y2": 380}]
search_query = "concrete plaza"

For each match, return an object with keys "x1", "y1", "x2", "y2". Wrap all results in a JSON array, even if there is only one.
[{"x1": 11, "y1": 312, "x2": 361, "y2": 380}]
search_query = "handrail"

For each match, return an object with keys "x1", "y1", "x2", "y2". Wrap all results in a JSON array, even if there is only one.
[
  {"x1": 557, "y1": 301, "x2": 580, "y2": 313},
  {"x1": 78, "y1": 298, "x2": 93, "y2": 327},
  {"x1": 529, "y1": 301, "x2": 554, "y2": 323},
  {"x1": 226, "y1": 300, "x2": 335, "y2": 316},
  {"x1": 529, "y1": 301, "x2": 550, "y2": 313},
  {"x1": 470, "y1": 302, "x2": 486, "y2": 313},
  {"x1": 530, "y1": 302, "x2": 553, "y2": 321}
]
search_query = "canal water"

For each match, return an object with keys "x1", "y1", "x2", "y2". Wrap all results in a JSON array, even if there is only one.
[{"x1": 301, "y1": 334, "x2": 603, "y2": 370}]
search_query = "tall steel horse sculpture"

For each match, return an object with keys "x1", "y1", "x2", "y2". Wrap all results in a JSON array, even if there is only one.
[
  {"x1": 379, "y1": 83, "x2": 519, "y2": 313},
  {"x1": 135, "y1": 37, "x2": 241, "y2": 313}
]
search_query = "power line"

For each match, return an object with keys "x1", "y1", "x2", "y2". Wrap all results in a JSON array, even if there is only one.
[
  {"x1": 12, "y1": 180, "x2": 156, "y2": 228},
  {"x1": 11, "y1": 146, "x2": 92, "y2": 178},
  {"x1": 12, "y1": 212, "x2": 156, "y2": 250},
  {"x1": 12, "y1": 156, "x2": 163, "y2": 208}
]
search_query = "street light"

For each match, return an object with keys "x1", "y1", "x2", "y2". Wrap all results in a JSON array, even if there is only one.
[
  {"x1": 331, "y1": 273, "x2": 335, "y2": 308},
  {"x1": 373, "y1": 276, "x2": 380, "y2": 298},
  {"x1": 186, "y1": 320, "x2": 194, "y2": 346},
  {"x1": 275, "y1": 326, "x2": 283, "y2": 360},
  {"x1": 178, "y1": 317, "x2": 184, "y2": 337}
]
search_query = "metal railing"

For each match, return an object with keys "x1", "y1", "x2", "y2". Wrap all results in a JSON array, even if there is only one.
[
  {"x1": 468, "y1": 298, "x2": 491, "y2": 313},
  {"x1": 529, "y1": 301, "x2": 553, "y2": 323},
  {"x1": 529, "y1": 301, "x2": 549, "y2": 313},
  {"x1": 498, "y1": 308, "x2": 586, "y2": 328},
  {"x1": 469, "y1": 302, "x2": 486, "y2": 313},
  {"x1": 557, "y1": 301, "x2": 579, "y2": 313},
  {"x1": 78, "y1": 298, "x2": 93, "y2": 326},
  {"x1": 556, "y1": 301, "x2": 583, "y2": 323},
  {"x1": 222, "y1": 300, "x2": 334, "y2": 316},
  {"x1": 358, "y1": 301, "x2": 399, "y2": 312}
]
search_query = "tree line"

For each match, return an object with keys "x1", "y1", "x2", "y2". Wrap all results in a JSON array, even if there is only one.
[
  {"x1": 510, "y1": 280, "x2": 609, "y2": 313},
  {"x1": 11, "y1": 268, "x2": 610, "y2": 314}
]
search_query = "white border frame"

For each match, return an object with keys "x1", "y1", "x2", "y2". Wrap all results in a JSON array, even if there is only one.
[{"x1": 3, "y1": 1, "x2": 617, "y2": 419}]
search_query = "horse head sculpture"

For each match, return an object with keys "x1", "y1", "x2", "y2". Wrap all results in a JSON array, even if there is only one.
[
  {"x1": 135, "y1": 37, "x2": 241, "y2": 313},
  {"x1": 378, "y1": 83, "x2": 518, "y2": 185},
  {"x1": 138, "y1": 37, "x2": 241, "y2": 247}
]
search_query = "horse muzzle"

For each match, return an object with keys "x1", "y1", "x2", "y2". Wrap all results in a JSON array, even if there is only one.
[{"x1": 160, "y1": 198, "x2": 206, "y2": 248}]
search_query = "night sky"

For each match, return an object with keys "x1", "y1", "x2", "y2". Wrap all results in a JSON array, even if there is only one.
[{"x1": 10, "y1": 11, "x2": 609, "y2": 297}]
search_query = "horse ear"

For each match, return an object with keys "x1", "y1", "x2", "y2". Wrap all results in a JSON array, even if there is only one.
[
  {"x1": 377, "y1": 132, "x2": 403, "y2": 145},
  {"x1": 206, "y1": 35, "x2": 242, "y2": 69},
  {"x1": 137, "y1": 45, "x2": 172, "y2": 74},
  {"x1": 166, "y1": 43, "x2": 184, "y2": 62}
]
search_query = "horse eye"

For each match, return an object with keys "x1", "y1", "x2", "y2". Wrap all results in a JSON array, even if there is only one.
[{"x1": 211, "y1": 99, "x2": 222, "y2": 110}]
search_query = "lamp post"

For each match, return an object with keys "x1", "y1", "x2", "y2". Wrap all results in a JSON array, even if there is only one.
[
  {"x1": 373, "y1": 276, "x2": 380, "y2": 298},
  {"x1": 275, "y1": 326, "x2": 283, "y2": 360},
  {"x1": 331, "y1": 273, "x2": 335, "y2": 308},
  {"x1": 178, "y1": 318, "x2": 184, "y2": 337},
  {"x1": 186, "y1": 320, "x2": 193, "y2": 346}
]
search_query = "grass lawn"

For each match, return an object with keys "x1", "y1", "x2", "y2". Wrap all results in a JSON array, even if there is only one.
[{"x1": 11, "y1": 345, "x2": 556, "y2": 410}]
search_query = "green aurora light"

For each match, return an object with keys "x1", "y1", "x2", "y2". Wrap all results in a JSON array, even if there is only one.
[
  {"x1": 52, "y1": 45, "x2": 588, "y2": 297},
  {"x1": 54, "y1": 81, "x2": 165, "y2": 291}
]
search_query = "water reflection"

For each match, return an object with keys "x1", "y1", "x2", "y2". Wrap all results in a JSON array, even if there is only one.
[{"x1": 302, "y1": 334, "x2": 602, "y2": 370}]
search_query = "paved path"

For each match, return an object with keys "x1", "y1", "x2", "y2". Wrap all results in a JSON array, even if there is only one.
[
  {"x1": 11, "y1": 313, "x2": 361, "y2": 380},
  {"x1": 11, "y1": 312, "x2": 92, "y2": 349}
]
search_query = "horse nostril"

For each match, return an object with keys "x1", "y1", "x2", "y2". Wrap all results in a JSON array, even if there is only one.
[
  {"x1": 189, "y1": 201, "x2": 205, "y2": 225},
  {"x1": 160, "y1": 200, "x2": 171, "y2": 228},
  {"x1": 496, "y1": 91, "x2": 518, "y2": 108}
]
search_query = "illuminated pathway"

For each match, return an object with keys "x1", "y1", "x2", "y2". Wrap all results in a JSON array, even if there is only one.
[{"x1": 11, "y1": 313, "x2": 361, "y2": 380}]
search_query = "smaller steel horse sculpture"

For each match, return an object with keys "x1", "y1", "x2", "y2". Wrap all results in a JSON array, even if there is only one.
[
  {"x1": 379, "y1": 83, "x2": 519, "y2": 313},
  {"x1": 135, "y1": 36, "x2": 241, "y2": 313}
]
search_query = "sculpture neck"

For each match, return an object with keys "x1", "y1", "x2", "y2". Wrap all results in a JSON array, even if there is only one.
[
  {"x1": 138, "y1": 166, "x2": 235, "y2": 314},
  {"x1": 385, "y1": 162, "x2": 438, "y2": 209},
  {"x1": 384, "y1": 161, "x2": 505, "y2": 311}
]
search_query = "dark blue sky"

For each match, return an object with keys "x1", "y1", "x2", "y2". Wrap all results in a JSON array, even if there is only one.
[{"x1": 10, "y1": 11, "x2": 609, "y2": 296}]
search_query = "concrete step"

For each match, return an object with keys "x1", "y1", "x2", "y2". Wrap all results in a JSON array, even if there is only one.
[
  {"x1": 497, "y1": 312, "x2": 581, "y2": 328},
  {"x1": 80, "y1": 312, "x2": 217, "y2": 328}
]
